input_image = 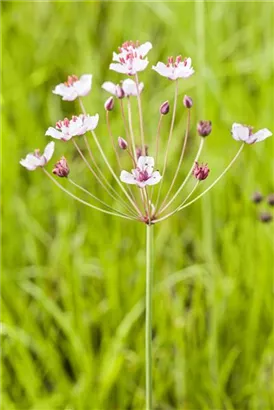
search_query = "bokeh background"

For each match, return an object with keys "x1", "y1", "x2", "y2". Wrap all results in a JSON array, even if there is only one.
[{"x1": 2, "y1": 1, "x2": 274, "y2": 409}]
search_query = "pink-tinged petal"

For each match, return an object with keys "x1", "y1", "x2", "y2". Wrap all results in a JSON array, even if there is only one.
[
  {"x1": 145, "y1": 171, "x2": 162, "y2": 186},
  {"x1": 20, "y1": 154, "x2": 41, "y2": 171},
  {"x1": 132, "y1": 59, "x2": 149, "y2": 73},
  {"x1": 52, "y1": 83, "x2": 78, "y2": 101},
  {"x1": 45, "y1": 127, "x2": 64, "y2": 140},
  {"x1": 231, "y1": 123, "x2": 250, "y2": 142},
  {"x1": 122, "y1": 79, "x2": 144, "y2": 96},
  {"x1": 73, "y1": 74, "x2": 92, "y2": 97},
  {"x1": 136, "y1": 181, "x2": 147, "y2": 188},
  {"x1": 184, "y1": 58, "x2": 192, "y2": 69},
  {"x1": 152, "y1": 62, "x2": 173, "y2": 78},
  {"x1": 120, "y1": 170, "x2": 137, "y2": 185},
  {"x1": 43, "y1": 141, "x2": 55, "y2": 162},
  {"x1": 102, "y1": 81, "x2": 117, "y2": 95},
  {"x1": 109, "y1": 63, "x2": 128, "y2": 74},
  {"x1": 176, "y1": 66, "x2": 194, "y2": 79},
  {"x1": 138, "y1": 42, "x2": 152, "y2": 57},
  {"x1": 250, "y1": 128, "x2": 272, "y2": 143},
  {"x1": 137, "y1": 156, "x2": 154, "y2": 170},
  {"x1": 84, "y1": 114, "x2": 99, "y2": 131}
]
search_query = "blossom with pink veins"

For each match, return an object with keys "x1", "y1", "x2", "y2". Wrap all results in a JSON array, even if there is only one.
[
  {"x1": 120, "y1": 156, "x2": 162, "y2": 188},
  {"x1": 152, "y1": 56, "x2": 194, "y2": 80},
  {"x1": 102, "y1": 78, "x2": 144, "y2": 97},
  {"x1": 231, "y1": 123, "x2": 272, "y2": 144},
  {"x1": 20, "y1": 142, "x2": 55, "y2": 171},
  {"x1": 110, "y1": 41, "x2": 152, "y2": 75},
  {"x1": 45, "y1": 114, "x2": 99, "y2": 142},
  {"x1": 52, "y1": 74, "x2": 92, "y2": 101}
]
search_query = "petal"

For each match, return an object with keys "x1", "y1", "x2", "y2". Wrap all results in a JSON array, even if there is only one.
[
  {"x1": 231, "y1": 123, "x2": 250, "y2": 142},
  {"x1": 45, "y1": 127, "x2": 64, "y2": 140},
  {"x1": 184, "y1": 57, "x2": 192, "y2": 68},
  {"x1": 145, "y1": 171, "x2": 162, "y2": 186},
  {"x1": 138, "y1": 42, "x2": 152, "y2": 57},
  {"x1": 101, "y1": 81, "x2": 117, "y2": 95},
  {"x1": 132, "y1": 59, "x2": 149, "y2": 73},
  {"x1": 52, "y1": 83, "x2": 78, "y2": 101},
  {"x1": 73, "y1": 74, "x2": 92, "y2": 97},
  {"x1": 137, "y1": 156, "x2": 154, "y2": 170},
  {"x1": 176, "y1": 65, "x2": 195, "y2": 79},
  {"x1": 43, "y1": 141, "x2": 55, "y2": 162},
  {"x1": 109, "y1": 63, "x2": 128, "y2": 74},
  {"x1": 250, "y1": 128, "x2": 272, "y2": 143},
  {"x1": 120, "y1": 170, "x2": 137, "y2": 185},
  {"x1": 84, "y1": 114, "x2": 99, "y2": 131},
  {"x1": 152, "y1": 62, "x2": 173, "y2": 79},
  {"x1": 122, "y1": 79, "x2": 139, "y2": 96},
  {"x1": 20, "y1": 154, "x2": 41, "y2": 171}
]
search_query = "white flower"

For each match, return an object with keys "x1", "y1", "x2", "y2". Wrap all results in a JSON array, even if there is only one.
[
  {"x1": 231, "y1": 123, "x2": 272, "y2": 144},
  {"x1": 45, "y1": 114, "x2": 99, "y2": 141},
  {"x1": 110, "y1": 41, "x2": 152, "y2": 75},
  {"x1": 20, "y1": 142, "x2": 55, "y2": 171},
  {"x1": 102, "y1": 79, "x2": 144, "y2": 97},
  {"x1": 120, "y1": 156, "x2": 162, "y2": 188},
  {"x1": 152, "y1": 56, "x2": 194, "y2": 80},
  {"x1": 52, "y1": 74, "x2": 92, "y2": 101}
]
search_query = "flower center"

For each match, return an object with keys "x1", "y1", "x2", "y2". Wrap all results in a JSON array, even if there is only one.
[
  {"x1": 166, "y1": 55, "x2": 187, "y2": 68},
  {"x1": 138, "y1": 170, "x2": 150, "y2": 182},
  {"x1": 64, "y1": 75, "x2": 78, "y2": 87}
]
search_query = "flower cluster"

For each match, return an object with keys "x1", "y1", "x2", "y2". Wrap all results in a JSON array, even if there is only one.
[{"x1": 20, "y1": 41, "x2": 272, "y2": 224}]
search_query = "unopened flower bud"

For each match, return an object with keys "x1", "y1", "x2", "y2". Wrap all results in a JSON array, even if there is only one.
[
  {"x1": 160, "y1": 101, "x2": 170, "y2": 115},
  {"x1": 52, "y1": 156, "x2": 70, "y2": 178},
  {"x1": 183, "y1": 95, "x2": 193, "y2": 109},
  {"x1": 259, "y1": 211, "x2": 272, "y2": 223},
  {"x1": 267, "y1": 193, "x2": 274, "y2": 206},
  {"x1": 118, "y1": 137, "x2": 128, "y2": 150},
  {"x1": 116, "y1": 85, "x2": 125, "y2": 99},
  {"x1": 193, "y1": 161, "x2": 210, "y2": 181},
  {"x1": 104, "y1": 96, "x2": 114, "y2": 111},
  {"x1": 251, "y1": 191, "x2": 263, "y2": 204},
  {"x1": 197, "y1": 120, "x2": 212, "y2": 137}
]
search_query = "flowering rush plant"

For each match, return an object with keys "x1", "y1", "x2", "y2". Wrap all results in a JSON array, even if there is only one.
[{"x1": 20, "y1": 40, "x2": 272, "y2": 409}]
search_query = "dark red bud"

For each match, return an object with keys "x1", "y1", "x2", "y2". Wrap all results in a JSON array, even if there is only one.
[
  {"x1": 193, "y1": 161, "x2": 210, "y2": 181},
  {"x1": 183, "y1": 95, "x2": 193, "y2": 109},
  {"x1": 259, "y1": 211, "x2": 272, "y2": 223},
  {"x1": 251, "y1": 191, "x2": 263, "y2": 204},
  {"x1": 116, "y1": 85, "x2": 125, "y2": 99},
  {"x1": 104, "y1": 96, "x2": 114, "y2": 111},
  {"x1": 52, "y1": 156, "x2": 70, "y2": 178},
  {"x1": 267, "y1": 193, "x2": 274, "y2": 206},
  {"x1": 118, "y1": 137, "x2": 128, "y2": 150},
  {"x1": 197, "y1": 120, "x2": 212, "y2": 137},
  {"x1": 160, "y1": 101, "x2": 170, "y2": 115}
]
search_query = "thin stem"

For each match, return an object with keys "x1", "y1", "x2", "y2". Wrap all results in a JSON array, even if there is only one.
[
  {"x1": 159, "y1": 108, "x2": 191, "y2": 212},
  {"x1": 119, "y1": 99, "x2": 130, "y2": 140},
  {"x1": 43, "y1": 169, "x2": 136, "y2": 221},
  {"x1": 135, "y1": 73, "x2": 145, "y2": 154},
  {"x1": 155, "y1": 81, "x2": 179, "y2": 211},
  {"x1": 72, "y1": 139, "x2": 136, "y2": 217},
  {"x1": 91, "y1": 130, "x2": 143, "y2": 217},
  {"x1": 158, "y1": 138, "x2": 204, "y2": 215},
  {"x1": 106, "y1": 111, "x2": 122, "y2": 168},
  {"x1": 154, "y1": 143, "x2": 245, "y2": 223},
  {"x1": 127, "y1": 98, "x2": 137, "y2": 163},
  {"x1": 154, "y1": 114, "x2": 163, "y2": 168},
  {"x1": 146, "y1": 224, "x2": 153, "y2": 410},
  {"x1": 67, "y1": 178, "x2": 130, "y2": 217}
]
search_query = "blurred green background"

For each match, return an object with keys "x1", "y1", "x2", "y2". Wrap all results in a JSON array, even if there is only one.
[{"x1": 2, "y1": 1, "x2": 274, "y2": 409}]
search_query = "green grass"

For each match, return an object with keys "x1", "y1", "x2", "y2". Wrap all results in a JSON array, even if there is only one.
[{"x1": 2, "y1": 1, "x2": 274, "y2": 409}]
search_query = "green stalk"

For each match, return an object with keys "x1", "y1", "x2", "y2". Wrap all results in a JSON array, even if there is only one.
[{"x1": 146, "y1": 223, "x2": 153, "y2": 410}]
